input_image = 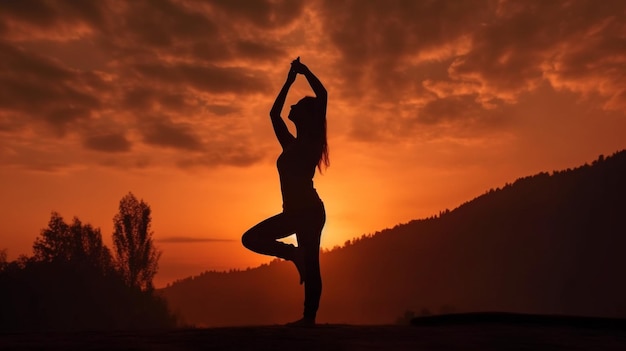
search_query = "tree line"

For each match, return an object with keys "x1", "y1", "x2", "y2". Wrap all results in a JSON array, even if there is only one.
[{"x1": 0, "y1": 192, "x2": 175, "y2": 331}]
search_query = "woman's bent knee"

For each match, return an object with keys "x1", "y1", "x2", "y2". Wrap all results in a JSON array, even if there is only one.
[{"x1": 241, "y1": 232, "x2": 256, "y2": 250}]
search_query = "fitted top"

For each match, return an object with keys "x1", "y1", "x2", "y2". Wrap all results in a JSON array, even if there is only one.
[{"x1": 277, "y1": 140, "x2": 321, "y2": 212}]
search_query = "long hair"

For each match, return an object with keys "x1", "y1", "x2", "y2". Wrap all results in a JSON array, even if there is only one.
[
  {"x1": 318, "y1": 114, "x2": 329, "y2": 173},
  {"x1": 298, "y1": 96, "x2": 329, "y2": 173}
]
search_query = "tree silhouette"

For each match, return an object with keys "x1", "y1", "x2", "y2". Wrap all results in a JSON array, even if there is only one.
[
  {"x1": 112, "y1": 192, "x2": 161, "y2": 290},
  {"x1": 0, "y1": 249, "x2": 7, "y2": 272},
  {"x1": 1, "y1": 209, "x2": 175, "y2": 331},
  {"x1": 33, "y1": 212, "x2": 112, "y2": 271}
]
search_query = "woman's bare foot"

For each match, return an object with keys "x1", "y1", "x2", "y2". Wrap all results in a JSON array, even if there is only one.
[{"x1": 285, "y1": 317, "x2": 315, "y2": 327}]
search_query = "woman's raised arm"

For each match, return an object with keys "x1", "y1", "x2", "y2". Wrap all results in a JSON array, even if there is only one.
[
  {"x1": 292, "y1": 58, "x2": 327, "y2": 109},
  {"x1": 270, "y1": 66, "x2": 297, "y2": 148}
]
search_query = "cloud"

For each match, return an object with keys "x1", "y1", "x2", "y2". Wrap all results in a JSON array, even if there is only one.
[
  {"x1": 234, "y1": 40, "x2": 287, "y2": 61},
  {"x1": 314, "y1": 0, "x2": 625, "y2": 141},
  {"x1": 208, "y1": 0, "x2": 306, "y2": 29},
  {"x1": 132, "y1": 62, "x2": 270, "y2": 94},
  {"x1": 177, "y1": 145, "x2": 265, "y2": 168},
  {"x1": 318, "y1": 0, "x2": 624, "y2": 103},
  {"x1": 83, "y1": 133, "x2": 132, "y2": 153},
  {"x1": 447, "y1": 0, "x2": 625, "y2": 106},
  {"x1": 0, "y1": 43, "x2": 104, "y2": 136},
  {"x1": 142, "y1": 118, "x2": 204, "y2": 151},
  {"x1": 0, "y1": 140, "x2": 80, "y2": 173},
  {"x1": 120, "y1": 0, "x2": 218, "y2": 49},
  {"x1": 317, "y1": 0, "x2": 488, "y2": 91},
  {"x1": 0, "y1": 0, "x2": 289, "y2": 171},
  {"x1": 0, "y1": 0, "x2": 106, "y2": 41},
  {"x1": 0, "y1": 0, "x2": 623, "y2": 171},
  {"x1": 157, "y1": 236, "x2": 235, "y2": 243}
]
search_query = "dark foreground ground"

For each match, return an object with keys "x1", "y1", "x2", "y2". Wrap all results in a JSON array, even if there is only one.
[{"x1": 2, "y1": 313, "x2": 626, "y2": 350}]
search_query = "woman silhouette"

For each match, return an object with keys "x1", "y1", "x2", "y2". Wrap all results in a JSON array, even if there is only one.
[{"x1": 242, "y1": 57, "x2": 328, "y2": 326}]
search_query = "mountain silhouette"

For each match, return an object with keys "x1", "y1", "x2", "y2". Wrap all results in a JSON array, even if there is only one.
[{"x1": 162, "y1": 150, "x2": 626, "y2": 327}]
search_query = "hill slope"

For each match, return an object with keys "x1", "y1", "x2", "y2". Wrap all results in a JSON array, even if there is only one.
[{"x1": 162, "y1": 151, "x2": 626, "y2": 326}]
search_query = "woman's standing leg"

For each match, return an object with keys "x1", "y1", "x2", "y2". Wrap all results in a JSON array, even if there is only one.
[
  {"x1": 299, "y1": 229, "x2": 322, "y2": 321},
  {"x1": 295, "y1": 203, "x2": 326, "y2": 323}
]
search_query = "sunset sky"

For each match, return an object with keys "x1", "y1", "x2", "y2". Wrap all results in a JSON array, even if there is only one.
[{"x1": 1, "y1": 0, "x2": 624, "y2": 287}]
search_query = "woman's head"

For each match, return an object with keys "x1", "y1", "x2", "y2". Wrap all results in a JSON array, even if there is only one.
[
  {"x1": 288, "y1": 96, "x2": 329, "y2": 171},
  {"x1": 288, "y1": 96, "x2": 323, "y2": 137}
]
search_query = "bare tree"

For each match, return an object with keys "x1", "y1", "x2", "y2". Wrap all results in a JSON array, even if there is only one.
[{"x1": 112, "y1": 192, "x2": 161, "y2": 290}]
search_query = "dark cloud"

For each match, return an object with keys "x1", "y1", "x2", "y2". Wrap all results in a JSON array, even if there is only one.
[
  {"x1": 320, "y1": 0, "x2": 488, "y2": 61},
  {"x1": 142, "y1": 118, "x2": 203, "y2": 151},
  {"x1": 121, "y1": 87, "x2": 155, "y2": 112},
  {"x1": 18, "y1": 38, "x2": 111, "y2": 71},
  {"x1": 188, "y1": 41, "x2": 234, "y2": 62},
  {"x1": 0, "y1": 0, "x2": 107, "y2": 41},
  {"x1": 132, "y1": 62, "x2": 270, "y2": 94},
  {"x1": 45, "y1": 106, "x2": 94, "y2": 135},
  {"x1": 108, "y1": 0, "x2": 293, "y2": 65},
  {"x1": 158, "y1": 92, "x2": 190, "y2": 112},
  {"x1": 418, "y1": 95, "x2": 505, "y2": 127},
  {"x1": 0, "y1": 43, "x2": 103, "y2": 135},
  {"x1": 84, "y1": 133, "x2": 132, "y2": 153},
  {"x1": 315, "y1": 0, "x2": 625, "y2": 141},
  {"x1": 206, "y1": 104, "x2": 239, "y2": 116},
  {"x1": 447, "y1": 0, "x2": 625, "y2": 101},
  {"x1": 1, "y1": 0, "x2": 623, "y2": 170},
  {"x1": 165, "y1": 112, "x2": 268, "y2": 168},
  {"x1": 208, "y1": 0, "x2": 306, "y2": 29},
  {"x1": 0, "y1": 0, "x2": 59, "y2": 29},
  {"x1": 157, "y1": 236, "x2": 234, "y2": 243},
  {"x1": 318, "y1": 0, "x2": 624, "y2": 102},
  {"x1": 0, "y1": 17, "x2": 7, "y2": 36},
  {"x1": 318, "y1": 0, "x2": 490, "y2": 91},
  {"x1": 121, "y1": 0, "x2": 218, "y2": 49},
  {"x1": 120, "y1": 86, "x2": 203, "y2": 118},
  {"x1": 177, "y1": 144, "x2": 264, "y2": 168},
  {"x1": 96, "y1": 156, "x2": 153, "y2": 170},
  {"x1": 98, "y1": 0, "x2": 293, "y2": 64},
  {"x1": 0, "y1": 41, "x2": 71, "y2": 81},
  {"x1": 235, "y1": 40, "x2": 287, "y2": 61},
  {"x1": 0, "y1": 143, "x2": 75, "y2": 173},
  {"x1": 0, "y1": 113, "x2": 25, "y2": 132},
  {"x1": 120, "y1": 85, "x2": 188, "y2": 111},
  {"x1": 0, "y1": 0, "x2": 287, "y2": 170}
]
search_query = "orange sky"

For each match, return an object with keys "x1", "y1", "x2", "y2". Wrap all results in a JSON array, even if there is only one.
[{"x1": 1, "y1": 0, "x2": 625, "y2": 288}]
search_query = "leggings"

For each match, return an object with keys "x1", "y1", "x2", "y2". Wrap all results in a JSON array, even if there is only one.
[{"x1": 241, "y1": 202, "x2": 325, "y2": 320}]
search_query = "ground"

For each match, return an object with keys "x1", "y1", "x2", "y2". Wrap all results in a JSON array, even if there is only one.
[{"x1": 2, "y1": 322, "x2": 626, "y2": 350}]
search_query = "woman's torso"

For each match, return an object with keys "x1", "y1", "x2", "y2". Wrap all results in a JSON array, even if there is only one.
[{"x1": 277, "y1": 141, "x2": 322, "y2": 212}]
